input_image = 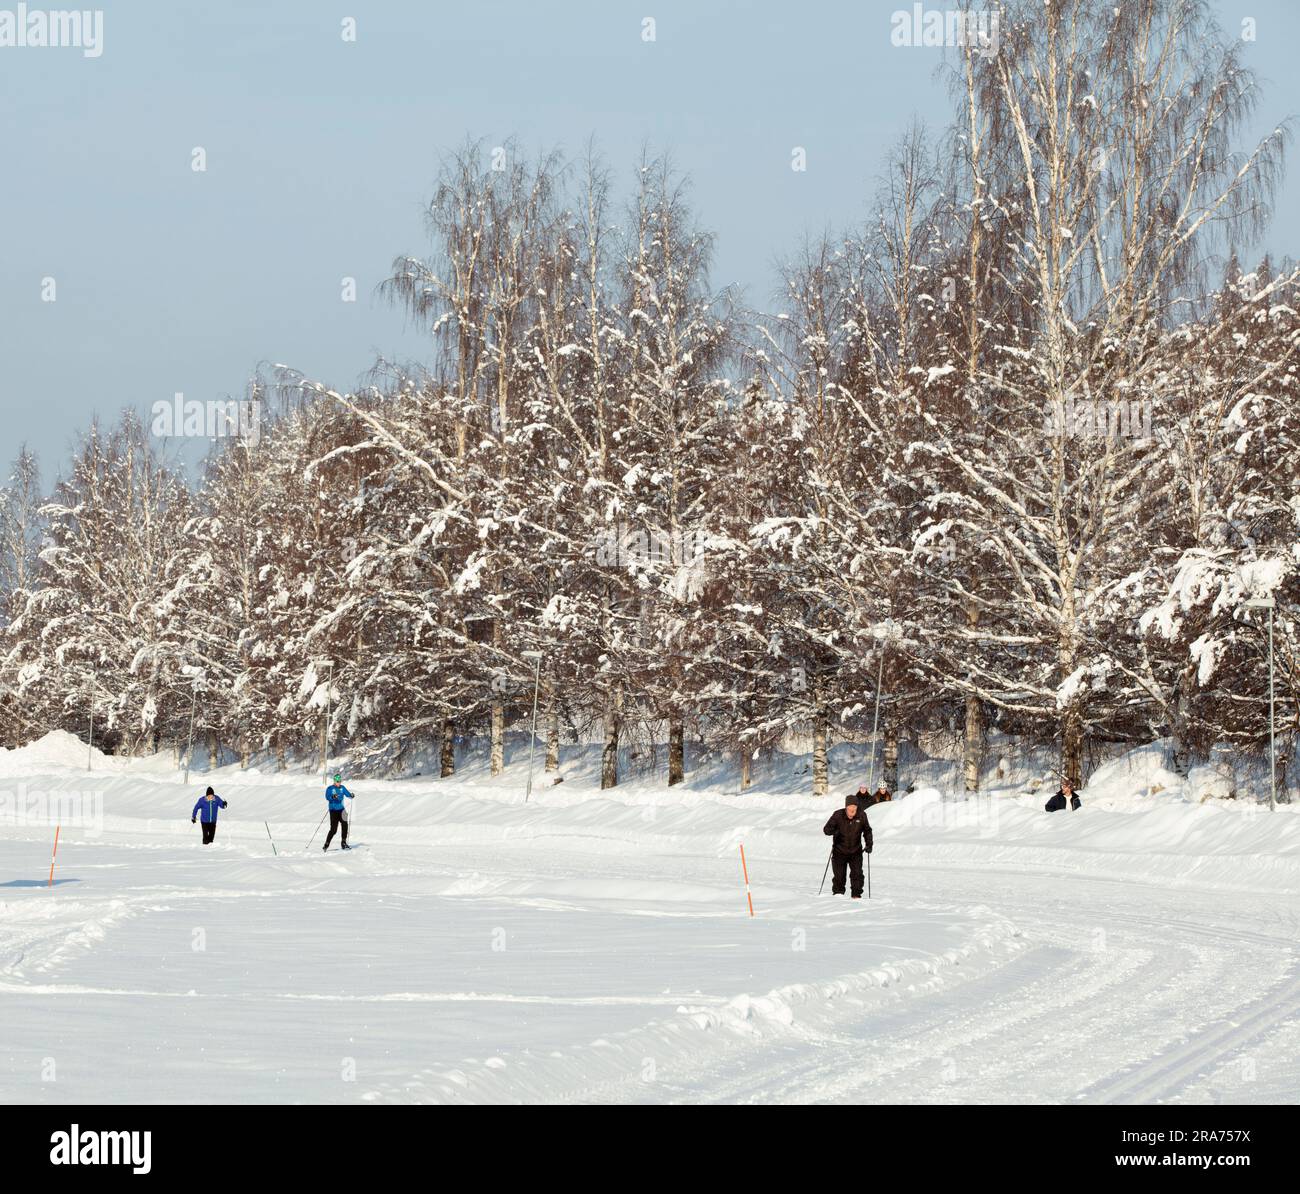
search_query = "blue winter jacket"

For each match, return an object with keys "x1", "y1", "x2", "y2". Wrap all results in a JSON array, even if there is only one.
[
  {"x1": 192, "y1": 794, "x2": 228, "y2": 823},
  {"x1": 325, "y1": 783, "x2": 353, "y2": 811}
]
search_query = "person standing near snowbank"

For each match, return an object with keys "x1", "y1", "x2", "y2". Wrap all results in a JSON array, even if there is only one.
[
  {"x1": 1045, "y1": 777, "x2": 1082, "y2": 812},
  {"x1": 823, "y1": 794, "x2": 874, "y2": 898},
  {"x1": 191, "y1": 787, "x2": 228, "y2": 844},
  {"x1": 322, "y1": 772, "x2": 354, "y2": 851},
  {"x1": 868, "y1": 784, "x2": 892, "y2": 806}
]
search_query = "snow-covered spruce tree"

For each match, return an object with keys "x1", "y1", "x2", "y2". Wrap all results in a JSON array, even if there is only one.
[
  {"x1": 12, "y1": 414, "x2": 191, "y2": 756},
  {"x1": 0, "y1": 447, "x2": 44, "y2": 747},
  {"x1": 172, "y1": 403, "x2": 276, "y2": 770}
]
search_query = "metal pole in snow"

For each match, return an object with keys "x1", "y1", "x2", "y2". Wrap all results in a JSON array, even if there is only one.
[
  {"x1": 523, "y1": 651, "x2": 543, "y2": 801},
  {"x1": 184, "y1": 681, "x2": 197, "y2": 786},
  {"x1": 865, "y1": 641, "x2": 887, "y2": 794},
  {"x1": 1268, "y1": 606, "x2": 1277, "y2": 812},
  {"x1": 322, "y1": 660, "x2": 334, "y2": 782},
  {"x1": 1246, "y1": 598, "x2": 1278, "y2": 810},
  {"x1": 86, "y1": 673, "x2": 93, "y2": 772}
]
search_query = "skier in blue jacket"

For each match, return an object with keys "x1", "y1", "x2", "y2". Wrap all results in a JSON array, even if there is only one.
[
  {"x1": 191, "y1": 787, "x2": 228, "y2": 845},
  {"x1": 322, "y1": 772, "x2": 354, "y2": 851}
]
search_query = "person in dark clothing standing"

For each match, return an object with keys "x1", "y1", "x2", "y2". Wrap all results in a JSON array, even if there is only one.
[
  {"x1": 191, "y1": 787, "x2": 228, "y2": 844},
  {"x1": 868, "y1": 784, "x2": 893, "y2": 806},
  {"x1": 1045, "y1": 776, "x2": 1082, "y2": 812},
  {"x1": 823, "y1": 794, "x2": 874, "y2": 898}
]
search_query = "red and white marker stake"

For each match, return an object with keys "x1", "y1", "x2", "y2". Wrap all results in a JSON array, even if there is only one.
[
  {"x1": 48, "y1": 825, "x2": 61, "y2": 888},
  {"x1": 739, "y1": 843, "x2": 754, "y2": 917}
]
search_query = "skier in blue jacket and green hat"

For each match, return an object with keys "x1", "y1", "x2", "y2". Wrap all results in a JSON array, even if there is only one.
[{"x1": 322, "y1": 773, "x2": 354, "y2": 851}]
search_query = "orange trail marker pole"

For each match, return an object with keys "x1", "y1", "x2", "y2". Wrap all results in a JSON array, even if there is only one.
[
  {"x1": 739, "y1": 843, "x2": 755, "y2": 917},
  {"x1": 48, "y1": 825, "x2": 61, "y2": 888}
]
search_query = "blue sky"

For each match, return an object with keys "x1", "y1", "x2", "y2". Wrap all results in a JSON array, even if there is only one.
[{"x1": 2, "y1": 0, "x2": 1297, "y2": 479}]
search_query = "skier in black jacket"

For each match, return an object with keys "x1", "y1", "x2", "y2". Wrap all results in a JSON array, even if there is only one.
[
  {"x1": 1045, "y1": 777, "x2": 1082, "y2": 812},
  {"x1": 823, "y1": 794, "x2": 874, "y2": 898}
]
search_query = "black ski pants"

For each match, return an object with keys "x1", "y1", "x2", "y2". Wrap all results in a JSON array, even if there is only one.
[
  {"x1": 831, "y1": 850, "x2": 864, "y2": 897},
  {"x1": 323, "y1": 807, "x2": 348, "y2": 849}
]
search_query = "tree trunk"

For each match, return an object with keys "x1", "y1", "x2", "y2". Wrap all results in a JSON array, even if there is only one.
[
  {"x1": 208, "y1": 733, "x2": 219, "y2": 769},
  {"x1": 544, "y1": 694, "x2": 560, "y2": 773},
  {"x1": 963, "y1": 694, "x2": 984, "y2": 793},
  {"x1": 668, "y1": 716, "x2": 684, "y2": 786},
  {"x1": 740, "y1": 749, "x2": 752, "y2": 792},
  {"x1": 1061, "y1": 704, "x2": 1084, "y2": 786},
  {"x1": 1275, "y1": 738, "x2": 1292, "y2": 805},
  {"x1": 490, "y1": 699, "x2": 505, "y2": 776},
  {"x1": 963, "y1": 601, "x2": 984, "y2": 793},
  {"x1": 1169, "y1": 674, "x2": 1194, "y2": 778},
  {"x1": 883, "y1": 723, "x2": 899, "y2": 793},
  {"x1": 440, "y1": 719, "x2": 456, "y2": 778},
  {"x1": 601, "y1": 687, "x2": 621, "y2": 790},
  {"x1": 812, "y1": 674, "x2": 828, "y2": 796}
]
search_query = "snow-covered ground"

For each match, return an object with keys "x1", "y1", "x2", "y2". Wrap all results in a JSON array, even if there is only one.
[{"x1": 1, "y1": 732, "x2": 1297, "y2": 1105}]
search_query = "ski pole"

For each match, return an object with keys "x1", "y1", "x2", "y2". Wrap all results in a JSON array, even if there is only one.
[
  {"x1": 867, "y1": 850, "x2": 872, "y2": 899},
  {"x1": 305, "y1": 810, "x2": 328, "y2": 850},
  {"x1": 818, "y1": 847, "x2": 833, "y2": 895},
  {"x1": 265, "y1": 821, "x2": 278, "y2": 856}
]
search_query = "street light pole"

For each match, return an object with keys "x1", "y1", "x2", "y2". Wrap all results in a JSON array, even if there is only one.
[
  {"x1": 86, "y1": 671, "x2": 93, "y2": 773},
  {"x1": 322, "y1": 659, "x2": 334, "y2": 782},
  {"x1": 864, "y1": 643, "x2": 886, "y2": 795},
  {"x1": 184, "y1": 681, "x2": 197, "y2": 786},
  {"x1": 1245, "y1": 598, "x2": 1277, "y2": 811},
  {"x1": 1267, "y1": 604, "x2": 1277, "y2": 811},
  {"x1": 865, "y1": 620, "x2": 895, "y2": 795},
  {"x1": 522, "y1": 651, "x2": 543, "y2": 801}
]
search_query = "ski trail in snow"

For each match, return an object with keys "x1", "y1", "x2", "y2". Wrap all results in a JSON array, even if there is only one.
[
  {"x1": 661, "y1": 865, "x2": 1297, "y2": 1105},
  {"x1": 2, "y1": 754, "x2": 1297, "y2": 1104},
  {"x1": 1079, "y1": 972, "x2": 1300, "y2": 1104}
]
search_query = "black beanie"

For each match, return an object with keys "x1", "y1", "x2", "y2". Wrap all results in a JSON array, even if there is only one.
[
  {"x1": 206, "y1": 786, "x2": 215, "y2": 796},
  {"x1": 845, "y1": 794, "x2": 859, "y2": 807}
]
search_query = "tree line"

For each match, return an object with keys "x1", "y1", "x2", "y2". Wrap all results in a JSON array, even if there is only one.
[{"x1": 1, "y1": 0, "x2": 1296, "y2": 797}]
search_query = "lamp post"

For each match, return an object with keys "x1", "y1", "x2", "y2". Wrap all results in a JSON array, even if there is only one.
[
  {"x1": 184, "y1": 680, "x2": 198, "y2": 786},
  {"x1": 522, "y1": 651, "x2": 543, "y2": 802},
  {"x1": 864, "y1": 620, "x2": 897, "y2": 795},
  {"x1": 321, "y1": 659, "x2": 335, "y2": 782},
  {"x1": 1244, "y1": 597, "x2": 1277, "y2": 812},
  {"x1": 86, "y1": 670, "x2": 94, "y2": 773},
  {"x1": 183, "y1": 642, "x2": 200, "y2": 786}
]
